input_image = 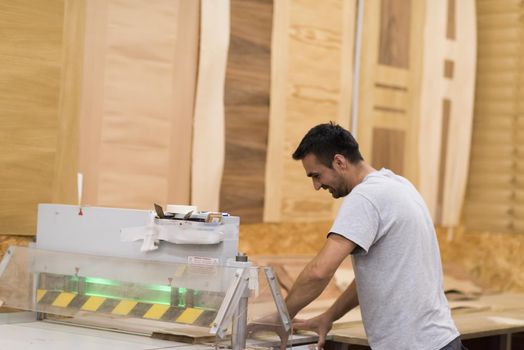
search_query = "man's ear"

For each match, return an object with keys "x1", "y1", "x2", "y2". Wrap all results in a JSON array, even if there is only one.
[{"x1": 332, "y1": 154, "x2": 348, "y2": 170}]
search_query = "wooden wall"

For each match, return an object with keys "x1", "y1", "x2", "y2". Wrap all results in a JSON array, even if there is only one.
[
  {"x1": 464, "y1": 0, "x2": 524, "y2": 233},
  {"x1": 0, "y1": 0, "x2": 65, "y2": 235}
]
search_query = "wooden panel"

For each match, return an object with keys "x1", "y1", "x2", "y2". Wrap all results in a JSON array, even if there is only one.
[
  {"x1": 264, "y1": 0, "x2": 352, "y2": 222},
  {"x1": 220, "y1": 0, "x2": 273, "y2": 222},
  {"x1": 167, "y1": 0, "x2": 199, "y2": 205},
  {"x1": 191, "y1": 0, "x2": 230, "y2": 212},
  {"x1": 357, "y1": 0, "x2": 423, "y2": 189},
  {"x1": 378, "y1": 0, "x2": 411, "y2": 69},
  {"x1": 371, "y1": 128, "x2": 405, "y2": 175},
  {"x1": 0, "y1": 0, "x2": 65, "y2": 235},
  {"x1": 78, "y1": 0, "x2": 199, "y2": 210},
  {"x1": 52, "y1": 0, "x2": 86, "y2": 205},
  {"x1": 418, "y1": 0, "x2": 476, "y2": 226},
  {"x1": 263, "y1": 0, "x2": 356, "y2": 222},
  {"x1": 263, "y1": 0, "x2": 289, "y2": 222},
  {"x1": 464, "y1": 2, "x2": 524, "y2": 232}
]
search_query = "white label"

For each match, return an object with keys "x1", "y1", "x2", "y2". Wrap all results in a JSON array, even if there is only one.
[{"x1": 188, "y1": 256, "x2": 219, "y2": 266}]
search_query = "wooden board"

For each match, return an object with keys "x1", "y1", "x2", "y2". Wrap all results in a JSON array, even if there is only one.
[
  {"x1": 51, "y1": 0, "x2": 86, "y2": 205},
  {"x1": 464, "y1": 0, "x2": 520, "y2": 233},
  {"x1": 78, "y1": 0, "x2": 199, "y2": 210},
  {"x1": 263, "y1": 0, "x2": 355, "y2": 223},
  {"x1": 0, "y1": 0, "x2": 65, "y2": 235},
  {"x1": 219, "y1": 0, "x2": 273, "y2": 222},
  {"x1": 418, "y1": 0, "x2": 476, "y2": 226},
  {"x1": 356, "y1": 0, "x2": 423, "y2": 187},
  {"x1": 191, "y1": 0, "x2": 230, "y2": 212}
]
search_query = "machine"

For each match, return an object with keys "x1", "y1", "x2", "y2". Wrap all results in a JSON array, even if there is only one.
[{"x1": 0, "y1": 204, "x2": 316, "y2": 349}]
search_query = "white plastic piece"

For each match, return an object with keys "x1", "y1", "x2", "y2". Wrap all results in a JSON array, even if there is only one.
[
  {"x1": 120, "y1": 217, "x2": 224, "y2": 252},
  {"x1": 166, "y1": 204, "x2": 197, "y2": 214}
]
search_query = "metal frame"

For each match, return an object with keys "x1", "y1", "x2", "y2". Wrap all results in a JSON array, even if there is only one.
[{"x1": 209, "y1": 268, "x2": 249, "y2": 339}]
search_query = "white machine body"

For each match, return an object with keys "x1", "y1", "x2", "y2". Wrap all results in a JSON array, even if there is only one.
[{"x1": 36, "y1": 204, "x2": 239, "y2": 266}]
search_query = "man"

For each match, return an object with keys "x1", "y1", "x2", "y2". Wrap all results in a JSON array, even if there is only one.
[{"x1": 284, "y1": 122, "x2": 464, "y2": 349}]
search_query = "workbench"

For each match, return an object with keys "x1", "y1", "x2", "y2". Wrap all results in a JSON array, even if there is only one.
[{"x1": 326, "y1": 294, "x2": 524, "y2": 350}]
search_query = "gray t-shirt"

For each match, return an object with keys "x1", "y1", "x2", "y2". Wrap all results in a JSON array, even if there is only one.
[{"x1": 330, "y1": 168, "x2": 458, "y2": 350}]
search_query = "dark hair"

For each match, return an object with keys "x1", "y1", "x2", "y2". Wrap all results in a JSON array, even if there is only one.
[{"x1": 292, "y1": 122, "x2": 363, "y2": 167}]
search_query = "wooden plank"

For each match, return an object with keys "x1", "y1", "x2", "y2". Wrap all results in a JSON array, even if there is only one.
[
  {"x1": 191, "y1": 0, "x2": 230, "y2": 212},
  {"x1": 265, "y1": 0, "x2": 349, "y2": 222},
  {"x1": 263, "y1": 0, "x2": 289, "y2": 222},
  {"x1": 436, "y1": 99, "x2": 451, "y2": 223},
  {"x1": 0, "y1": 0, "x2": 65, "y2": 235},
  {"x1": 52, "y1": 0, "x2": 86, "y2": 205},
  {"x1": 76, "y1": 1, "x2": 200, "y2": 210},
  {"x1": 167, "y1": 0, "x2": 199, "y2": 205},
  {"x1": 220, "y1": 0, "x2": 273, "y2": 222},
  {"x1": 418, "y1": 0, "x2": 476, "y2": 225}
]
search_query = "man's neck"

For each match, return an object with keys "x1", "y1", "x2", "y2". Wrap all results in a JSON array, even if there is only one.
[{"x1": 348, "y1": 161, "x2": 376, "y2": 188}]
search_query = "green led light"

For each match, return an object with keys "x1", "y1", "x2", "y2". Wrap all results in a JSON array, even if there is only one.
[
  {"x1": 178, "y1": 288, "x2": 187, "y2": 308},
  {"x1": 84, "y1": 291, "x2": 171, "y2": 305},
  {"x1": 85, "y1": 277, "x2": 119, "y2": 286},
  {"x1": 145, "y1": 284, "x2": 172, "y2": 293}
]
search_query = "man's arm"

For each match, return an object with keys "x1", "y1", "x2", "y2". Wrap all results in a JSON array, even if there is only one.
[
  {"x1": 324, "y1": 278, "x2": 358, "y2": 321},
  {"x1": 285, "y1": 234, "x2": 356, "y2": 318},
  {"x1": 292, "y1": 279, "x2": 359, "y2": 349}
]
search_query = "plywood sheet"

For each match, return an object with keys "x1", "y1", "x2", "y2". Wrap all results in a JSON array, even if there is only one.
[
  {"x1": 191, "y1": 0, "x2": 230, "y2": 212},
  {"x1": 0, "y1": 0, "x2": 65, "y2": 235},
  {"x1": 220, "y1": 0, "x2": 273, "y2": 222}
]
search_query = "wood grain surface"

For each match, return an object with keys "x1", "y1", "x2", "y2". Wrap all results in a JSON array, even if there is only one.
[
  {"x1": 78, "y1": 0, "x2": 199, "y2": 210},
  {"x1": 357, "y1": 0, "x2": 422, "y2": 189},
  {"x1": 464, "y1": 0, "x2": 522, "y2": 233},
  {"x1": 0, "y1": 0, "x2": 65, "y2": 235},
  {"x1": 191, "y1": 0, "x2": 230, "y2": 212},
  {"x1": 52, "y1": 0, "x2": 86, "y2": 205},
  {"x1": 264, "y1": 0, "x2": 354, "y2": 222},
  {"x1": 416, "y1": 0, "x2": 476, "y2": 227},
  {"x1": 220, "y1": 0, "x2": 273, "y2": 222}
]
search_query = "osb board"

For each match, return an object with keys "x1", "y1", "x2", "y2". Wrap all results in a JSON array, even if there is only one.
[
  {"x1": 220, "y1": 0, "x2": 273, "y2": 223},
  {"x1": 78, "y1": 0, "x2": 198, "y2": 209},
  {"x1": 0, "y1": 0, "x2": 65, "y2": 235},
  {"x1": 239, "y1": 221, "x2": 331, "y2": 256},
  {"x1": 239, "y1": 222, "x2": 524, "y2": 293},
  {"x1": 437, "y1": 226, "x2": 524, "y2": 293},
  {"x1": 0, "y1": 236, "x2": 33, "y2": 259},
  {"x1": 263, "y1": 0, "x2": 354, "y2": 223}
]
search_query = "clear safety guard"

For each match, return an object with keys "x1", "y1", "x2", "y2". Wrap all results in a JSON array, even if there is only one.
[{"x1": 0, "y1": 246, "x2": 303, "y2": 349}]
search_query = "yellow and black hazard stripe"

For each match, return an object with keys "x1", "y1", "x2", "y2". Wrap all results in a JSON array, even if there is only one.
[{"x1": 36, "y1": 289, "x2": 217, "y2": 327}]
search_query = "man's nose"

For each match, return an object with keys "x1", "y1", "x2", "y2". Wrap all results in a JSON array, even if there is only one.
[{"x1": 313, "y1": 178, "x2": 322, "y2": 191}]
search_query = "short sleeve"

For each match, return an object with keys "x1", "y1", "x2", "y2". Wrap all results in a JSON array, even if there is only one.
[{"x1": 329, "y1": 193, "x2": 380, "y2": 255}]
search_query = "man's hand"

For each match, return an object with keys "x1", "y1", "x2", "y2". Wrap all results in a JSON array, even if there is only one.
[
  {"x1": 293, "y1": 312, "x2": 333, "y2": 349},
  {"x1": 247, "y1": 312, "x2": 290, "y2": 350}
]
